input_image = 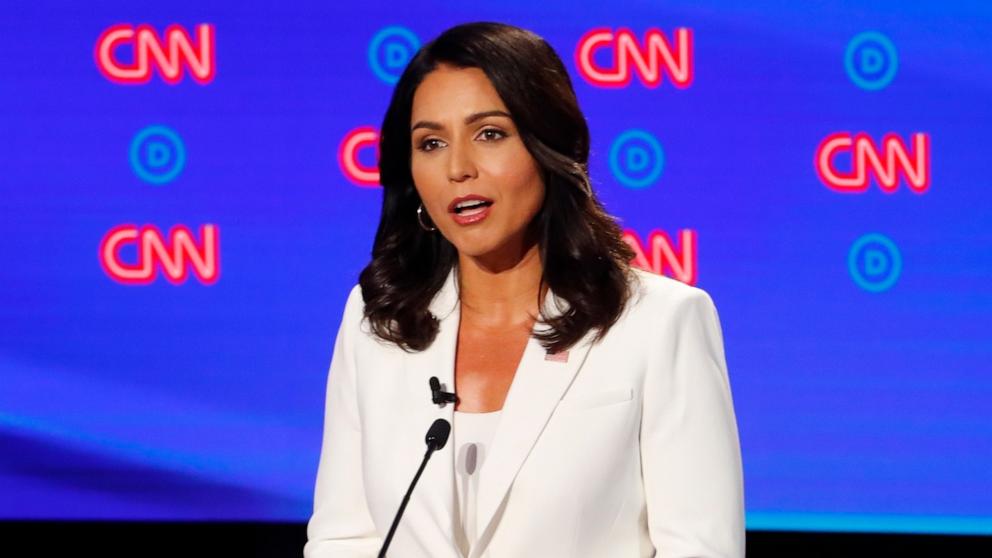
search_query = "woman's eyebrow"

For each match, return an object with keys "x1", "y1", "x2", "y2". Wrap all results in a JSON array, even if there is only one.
[{"x1": 410, "y1": 109, "x2": 512, "y2": 133}]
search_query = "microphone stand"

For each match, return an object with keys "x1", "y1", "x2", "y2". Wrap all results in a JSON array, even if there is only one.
[{"x1": 378, "y1": 418, "x2": 451, "y2": 557}]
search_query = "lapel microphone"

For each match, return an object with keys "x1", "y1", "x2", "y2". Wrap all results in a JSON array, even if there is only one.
[{"x1": 429, "y1": 376, "x2": 458, "y2": 407}]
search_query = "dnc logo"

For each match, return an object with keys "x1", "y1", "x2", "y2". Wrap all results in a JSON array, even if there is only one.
[
  {"x1": 848, "y1": 233, "x2": 901, "y2": 292},
  {"x1": 609, "y1": 129, "x2": 665, "y2": 189},
  {"x1": 845, "y1": 31, "x2": 898, "y2": 91},
  {"x1": 129, "y1": 125, "x2": 186, "y2": 184},
  {"x1": 368, "y1": 26, "x2": 420, "y2": 84}
]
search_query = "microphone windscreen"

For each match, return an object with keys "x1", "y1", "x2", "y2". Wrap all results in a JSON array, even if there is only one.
[{"x1": 425, "y1": 418, "x2": 451, "y2": 451}]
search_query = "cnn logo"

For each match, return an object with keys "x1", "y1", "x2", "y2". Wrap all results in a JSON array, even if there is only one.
[
  {"x1": 95, "y1": 23, "x2": 216, "y2": 85},
  {"x1": 99, "y1": 224, "x2": 220, "y2": 285},
  {"x1": 575, "y1": 27, "x2": 693, "y2": 89},
  {"x1": 815, "y1": 132, "x2": 930, "y2": 193},
  {"x1": 339, "y1": 126, "x2": 380, "y2": 187},
  {"x1": 624, "y1": 229, "x2": 698, "y2": 285}
]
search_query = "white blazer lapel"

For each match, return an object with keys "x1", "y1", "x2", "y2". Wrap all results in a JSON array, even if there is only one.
[
  {"x1": 471, "y1": 286, "x2": 598, "y2": 558},
  {"x1": 399, "y1": 265, "x2": 597, "y2": 558},
  {"x1": 399, "y1": 267, "x2": 461, "y2": 556}
]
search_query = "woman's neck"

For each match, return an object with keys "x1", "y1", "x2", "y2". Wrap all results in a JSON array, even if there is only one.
[{"x1": 456, "y1": 242, "x2": 546, "y2": 329}]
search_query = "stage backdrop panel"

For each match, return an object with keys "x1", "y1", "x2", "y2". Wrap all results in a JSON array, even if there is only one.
[{"x1": 1, "y1": 0, "x2": 990, "y2": 534}]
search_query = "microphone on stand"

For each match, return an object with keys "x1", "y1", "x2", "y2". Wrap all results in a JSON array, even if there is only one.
[{"x1": 377, "y1": 418, "x2": 452, "y2": 558}]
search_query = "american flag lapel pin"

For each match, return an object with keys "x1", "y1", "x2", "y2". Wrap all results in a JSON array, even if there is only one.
[{"x1": 545, "y1": 350, "x2": 569, "y2": 363}]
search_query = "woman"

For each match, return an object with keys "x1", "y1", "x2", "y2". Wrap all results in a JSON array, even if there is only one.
[{"x1": 305, "y1": 21, "x2": 744, "y2": 558}]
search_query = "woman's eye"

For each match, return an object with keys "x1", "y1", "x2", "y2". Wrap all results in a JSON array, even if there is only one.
[
  {"x1": 417, "y1": 129, "x2": 505, "y2": 152},
  {"x1": 418, "y1": 138, "x2": 442, "y2": 152},
  {"x1": 479, "y1": 128, "x2": 506, "y2": 141}
]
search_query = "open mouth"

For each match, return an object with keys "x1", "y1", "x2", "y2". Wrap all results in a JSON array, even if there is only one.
[{"x1": 453, "y1": 201, "x2": 494, "y2": 214}]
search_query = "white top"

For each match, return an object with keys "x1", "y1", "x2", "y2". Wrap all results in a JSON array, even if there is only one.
[{"x1": 452, "y1": 409, "x2": 503, "y2": 558}]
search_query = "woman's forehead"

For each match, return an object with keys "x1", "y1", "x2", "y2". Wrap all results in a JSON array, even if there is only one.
[{"x1": 411, "y1": 66, "x2": 507, "y2": 122}]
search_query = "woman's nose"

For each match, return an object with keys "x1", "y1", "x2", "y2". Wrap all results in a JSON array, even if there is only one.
[{"x1": 447, "y1": 142, "x2": 478, "y2": 182}]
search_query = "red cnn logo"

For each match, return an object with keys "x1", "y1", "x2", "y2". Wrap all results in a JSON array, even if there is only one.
[
  {"x1": 99, "y1": 224, "x2": 220, "y2": 285},
  {"x1": 575, "y1": 27, "x2": 693, "y2": 89},
  {"x1": 339, "y1": 126, "x2": 380, "y2": 187},
  {"x1": 815, "y1": 132, "x2": 930, "y2": 193},
  {"x1": 624, "y1": 228, "x2": 698, "y2": 285},
  {"x1": 95, "y1": 23, "x2": 216, "y2": 85}
]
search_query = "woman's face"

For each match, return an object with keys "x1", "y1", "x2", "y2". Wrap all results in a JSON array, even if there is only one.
[{"x1": 410, "y1": 64, "x2": 545, "y2": 265}]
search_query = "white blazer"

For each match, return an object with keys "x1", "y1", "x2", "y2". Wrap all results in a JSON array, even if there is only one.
[{"x1": 304, "y1": 266, "x2": 745, "y2": 558}]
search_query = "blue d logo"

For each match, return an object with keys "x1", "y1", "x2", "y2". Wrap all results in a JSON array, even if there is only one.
[
  {"x1": 609, "y1": 129, "x2": 665, "y2": 189},
  {"x1": 129, "y1": 125, "x2": 186, "y2": 185},
  {"x1": 844, "y1": 31, "x2": 898, "y2": 91},
  {"x1": 369, "y1": 26, "x2": 421, "y2": 85},
  {"x1": 848, "y1": 233, "x2": 902, "y2": 292}
]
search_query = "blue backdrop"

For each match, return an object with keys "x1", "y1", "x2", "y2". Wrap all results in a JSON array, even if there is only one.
[{"x1": 1, "y1": 0, "x2": 990, "y2": 534}]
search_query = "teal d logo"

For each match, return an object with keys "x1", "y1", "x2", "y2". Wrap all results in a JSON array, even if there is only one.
[
  {"x1": 844, "y1": 31, "x2": 898, "y2": 91},
  {"x1": 368, "y1": 26, "x2": 420, "y2": 85},
  {"x1": 848, "y1": 232, "x2": 902, "y2": 292},
  {"x1": 129, "y1": 124, "x2": 186, "y2": 185},
  {"x1": 609, "y1": 129, "x2": 665, "y2": 189}
]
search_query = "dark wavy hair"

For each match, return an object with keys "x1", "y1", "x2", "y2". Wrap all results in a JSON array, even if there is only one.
[{"x1": 358, "y1": 21, "x2": 636, "y2": 354}]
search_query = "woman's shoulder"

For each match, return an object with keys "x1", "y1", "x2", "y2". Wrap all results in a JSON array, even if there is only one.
[
  {"x1": 345, "y1": 282, "x2": 363, "y2": 305},
  {"x1": 625, "y1": 267, "x2": 720, "y2": 325},
  {"x1": 338, "y1": 283, "x2": 391, "y2": 351},
  {"x1": 338, "y1": 283, "x2": 368, "y2": 332}
]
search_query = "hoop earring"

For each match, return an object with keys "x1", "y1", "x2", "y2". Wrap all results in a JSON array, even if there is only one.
[{"x1": 417, "y1": 203, "x2": 437, "y2": 232}]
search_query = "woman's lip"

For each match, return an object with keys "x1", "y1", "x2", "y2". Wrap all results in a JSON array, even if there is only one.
[
  {"x1": 448, "y1": 196, "x2": 495, "y2": 213},
  {"x1": 451, "y1": 203, "x2": 492, "y2": 226}
]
